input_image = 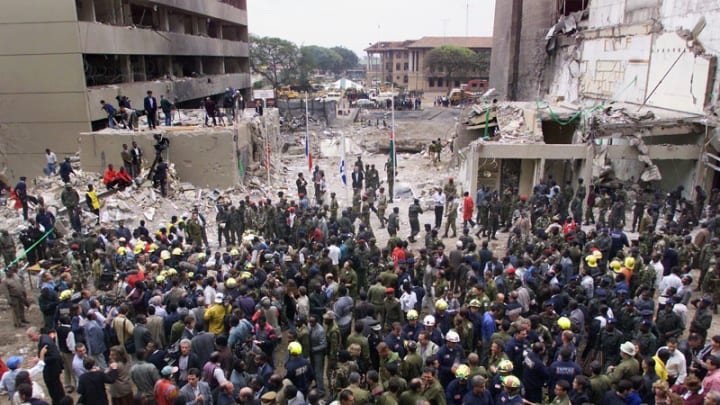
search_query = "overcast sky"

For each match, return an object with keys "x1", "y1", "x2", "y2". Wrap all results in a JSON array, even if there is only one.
[{"x1": 247, "y1": 0, "x2": 496, "y2": 57}]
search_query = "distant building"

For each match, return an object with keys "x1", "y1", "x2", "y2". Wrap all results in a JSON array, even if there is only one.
[
  {"x1": 365, "y1": 37, "x2": 492, "y2": 94},
  {"x1": 0, "y1": 0, "x2": 251, "y2": 181}
]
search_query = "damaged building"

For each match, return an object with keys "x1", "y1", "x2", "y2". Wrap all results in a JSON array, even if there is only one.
[
  {"x1": 463, "y1": 0, "x2": 720, "y2": 198},
  {"x1": 0, "y1": 0, "x2": 251, "y2": 182}
]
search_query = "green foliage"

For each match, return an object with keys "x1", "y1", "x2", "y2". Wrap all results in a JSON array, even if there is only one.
[
  {"x1": 250, "y1": 35, "x2": 300, "y2": 90},
  {"x1": 331, "y1": 46, "x2": 360, "y2": 72},
  {"x1": 424, "y1": 45, "x2": 485, "y2": 90}
]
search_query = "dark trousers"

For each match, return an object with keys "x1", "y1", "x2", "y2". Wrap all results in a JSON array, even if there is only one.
[
  {"x1": 434, "y1": 206, "x2": 443, "y2": 229},
  {"x1": 147, "y1": 111, "x2": 157, "y2": 128},
  {"x1": 44, "y1": 366, "x2": 64, "y2": 405}
]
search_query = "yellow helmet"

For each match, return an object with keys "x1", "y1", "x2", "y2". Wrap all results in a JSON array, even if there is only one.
[
  {"x1": 592, "y1": 250, "x2": 603, "y2": 259},
  {"x1": 160, "y1": 250, "x2": 171, "y2": 260},
  {"x1": 557, "y1": 316, "x2": 572, "y2": 330},
  {"x1": 455, "y1": 364, "x2": 470, "y2": 379},
  {"x1": 469, "y1": 299, "x2": 482, "y2": 308},
  {"x1": 585, "y1": 255, "x2": 597, "y2": 267},
  {"x1": 435, "y1": 299, "x2": 448, "y2": 311},
  {"x1": 172, "y1": 248, "x2": 183, "y2": 256},
  {"x1": 498, "y1": 359, "x2": 514, "y2": 373},
  {"x1": 624, "y1": 257, "x2": 635, "y2": 270},
  {"x1": 59, "y1": 289, "x2": 73, "y2": 301},
  {"x1": 610, "y1": 260, "x2": 622, "y2": 272},
  {"x1": 188, "y1": 272, "x2": 194, "y2": 279},
  {"x1": 240, "y1": 271, "x2": 252, "y2": 280},
  {"x1": 245, "y1": 263, "x2": 255, "y2": 270},
  {"x1": 197, "y1": 253, "x2": 206, "y2": 260},
  {"x1": 407, "y1": 310, "x2": 419, "y2": 320},
  {"x1": 148, "y1": 243, "x2": 159, "y2": 253},
  {"x1": 117, "y1": 247, "x2": 126, "y2": 255},
  {"x1": 156, "y1": 275, "x2": 166, "y2": 283},
  {"x1": 160, "y1": 270, "x2": 168, "y2": 277},
  {"x1": 503, "y1": 375, "x2": 521, "y2": 389},
  {"x1": 229, "y1": 249, "x2": 239, "y2": 256},
  {"x1": 167, "y1": 268, "x2": 177, "y2": 276},
  {"x1": 288, "y1": 342, "x2": 302, "y2": 355},
  {"x1": 226, "y1": 278, "x2": 237, "y2": 288}
]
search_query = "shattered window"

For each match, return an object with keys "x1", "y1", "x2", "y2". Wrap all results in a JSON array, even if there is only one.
[{"x1": 558, "y1": 0, "x2": 587, "y2": 16}]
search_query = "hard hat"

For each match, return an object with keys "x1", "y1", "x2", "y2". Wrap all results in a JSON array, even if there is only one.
[
  {"x1": 160, "y1": 270, "x2": 168, "y2": 277},
  {"x1": 240, "y1": 271, "x2": 252, "y2": 280},
  {"x1": 446, "y1": 330, "x2": 460, "y2": 343},
  {"x1": 172, "y1": 247, "x2": 183, "y2": 256},
  {"x1": 435, "y1": 299, "x2": 448, "y2": 311},
  {"x1": 407, "y1": 309, "x2": 419, "y2": 320},
  {"x1": 133, "y1": 245, "x2": 143, "y2": 254},
  {"x1": 59, "y1": 289, "x2": 73, "y2": 301},
  {"x1": 455, "y1": 364, "x2": 470, "y2": 379},
  {"x1": 469, "y1": 299, "x2": 482, "y2": 308},
  {"x1": 229, "y1": 249, "x2": 239, "y2": 256},
  {"x1": 557, "y1": 316, "x2": 572, "y2": 330},
  {"x1": 167, "y1": 268, "x2": 177, "y2": 276},
  {"x1": 117, "y1": 247, "x2": 126, "y2": 255},
  {"x1": 197, "y1": 252, "x2": 206, "y2": 260},
  {"x1": 245, "y1": 263, "x2": 255, "y2": 269},
  {"x1": 498, "y1": 359, "x2": 514, "y2": 373},
  {"x1": 592, "y1": 250, "x2": 603, "y2": 259},
  {"x1": 503, "y1": 375, "x2": 521, "y2": 389},
  {"x1": 624, "y1": 257, "x2": 635, "y2": 270},
  {"x1": 148, "y1": 243, "x2": 159, "y2": 253},
  {"x1": 226, "y1": 278, "x2": 237, "y2": 288},
  {"x1": 187, "y1": 272, "x2": 194, "y2": 279},
  {"x1": 585, "y1": 255, "x2": 597, "y2": 267},
  {"x1": 610, "y1": 260, "x2": 622, "y2": 272},
  {"x1": 156, "y1": 275, "x2": 166, "y2": 283},
  {"x1": 160, "y1": 250, "x2": 171, "y2": 260},
  {"x1": 423, "y1": 315, "x2": 436, "y2": 327},
  {"x1": 288, "y1": 342, "x2": 302, "y2": 355}
]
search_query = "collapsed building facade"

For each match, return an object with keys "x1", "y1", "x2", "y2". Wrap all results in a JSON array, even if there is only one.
[
  {"x1": 459, "y1": 0, "x2": 720, "y2": 198},
  {"x1": 0, "y1": 0, "x2": 251, "y2": 182}
]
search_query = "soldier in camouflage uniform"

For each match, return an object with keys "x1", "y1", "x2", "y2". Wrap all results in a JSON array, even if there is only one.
[
  {"x1": 597, "y1": 190, "x2": 611, "y2": 227},
  {"x1": 501, "y1": 186, "x2": 513, "y2": 231}
]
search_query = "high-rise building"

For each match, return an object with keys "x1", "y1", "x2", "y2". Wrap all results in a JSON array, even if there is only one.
[{"x1": 0, "y1": 0, "x2": 250, "y2": 182}]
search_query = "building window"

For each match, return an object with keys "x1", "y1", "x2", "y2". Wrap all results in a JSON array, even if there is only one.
[
  {"x1": 396, "y1": 63, "x2": 401, "y2": 70},
  {"x1": 559, "y1": 0, "x2": 587, "y2": 16},
  {"x1": 403, "y1": 75, "x2": 408, "y2": 83},
  {"x1": 438, "y1": 78, "x2": 443, "y2": 87},
  {"x1": 403, "y1": 63, "x2": 409, "y2": 71},
  {"x1": 429, "y1": 78, "x2": 435, "y2": 87},
  {"x1": 455, "y1": 80, "x2": 460, "y2": 87}
]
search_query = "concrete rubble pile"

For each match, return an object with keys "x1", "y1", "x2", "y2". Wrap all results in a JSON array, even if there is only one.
[{"x1": 464, "y1": 103, "x2": 542, "y2": 144}]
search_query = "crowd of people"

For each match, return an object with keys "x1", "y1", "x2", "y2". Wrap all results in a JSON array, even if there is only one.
[{"x1": 1, "y1": 157, "x2": 720, "y2": 405}]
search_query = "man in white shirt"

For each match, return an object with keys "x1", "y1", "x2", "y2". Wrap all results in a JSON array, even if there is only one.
[
  {"x1": 659, "y1": 338, "x2": 687, "y2": 385},
  {"x1": 651, "y1": 253, "x2": 665, "y2": 290},
  {"x1": 433, "y1": 188, "x2": 446, "y2": 230},
  {"x1": 660, "y1": 267, "x2": 682, "y2": 297},
  {"x1": 45, "y1": 149, "x2": 57, "y2": 176},
  {"x1": 328, "y1": 241, "x2": 341, "y2": 266},
  {"x1": 71, "y1": 343, "x2": 88, "y2": 386}
]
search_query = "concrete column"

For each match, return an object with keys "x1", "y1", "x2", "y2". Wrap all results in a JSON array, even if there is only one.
[
  {"x1": 121, "y1": 55, "x2": 133, "y2": 83},
  {"x1": 536, "y1": 158, "x2": 546, "y2": 185},
  {"x1": 78, "y1": 0, "x2": 96, "y2": 22},
  {"x1": 217, "y1": 24, "x2": 224, "y2": 40},
  {"x1": 134, "y1": 56, "x2": 147, "y2": 82},
  {"x1": 583, "y1": 145, "x2": 593, "y2": 196},
  {"x1": 191, "y1": 15, "x2": 200, "y2": 35},
  {"x1": 519, "y1": 159, "x2": 534, "y2": 196},
  {"x1": 159, "y1": 8, "x2": 170, "y2": 31},
  {"x1": 122, "y1": 1, "x2": 132, "y2": 26},
  {"x1": 194, "y1": 57, "x2": 203, "y2": 75},
  {"x1": 166, "y1": 56, "x2": 174, "y2": 77}
]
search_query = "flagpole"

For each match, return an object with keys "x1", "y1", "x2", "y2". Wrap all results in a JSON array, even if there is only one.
[
  {"x1": 391, "y1": 83, "x2": 396, "y2": 201},
  {"x1": 305, "y1": 94, "x2": 311, "y2": 172}
]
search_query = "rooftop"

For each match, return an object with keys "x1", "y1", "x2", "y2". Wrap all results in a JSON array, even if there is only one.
[{"x1": 365, "y1": 37, "x2": 493, "y2": 52}]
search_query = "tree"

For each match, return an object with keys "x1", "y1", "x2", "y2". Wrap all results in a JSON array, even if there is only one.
[
  {"x1": 301, "y1": 45, "x2": 342, "y2": 74},
  {"x1": 424, "y1": 45, "x2": 484, "y2": 91},
  {"x1": 331, "y1": 46, "x2": 360, "y2": 73},
  {"x1": 249, "y1": 35, "x2": 300, "y2": 90}
]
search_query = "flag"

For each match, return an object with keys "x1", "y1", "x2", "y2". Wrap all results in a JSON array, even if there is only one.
[
  {"x1": 305, "y1": 131, "x2": 312, "y2": 170},
  {"x1": 339, "y1": 132, "x2": 347, "y2": 187},
  {"x1": 389, "y1": 129, "x2": 396, "y2": 171}
]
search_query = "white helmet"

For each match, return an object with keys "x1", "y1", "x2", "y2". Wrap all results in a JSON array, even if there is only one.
[
  {"x1": 423, "y1": 315, "x2": 436, "y2": 327},
  {"x1": 446, "y1": 330, "x2": 460, "y2": 343}
]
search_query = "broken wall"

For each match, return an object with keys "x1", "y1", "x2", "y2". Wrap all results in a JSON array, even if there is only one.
[{"x1": 79, "y1": 126, "x2": 251, "y2": 188}]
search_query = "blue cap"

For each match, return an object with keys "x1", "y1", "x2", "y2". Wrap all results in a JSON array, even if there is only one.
[
  {"x1": 639, "y1": 309, "x2": 654, "y2": 316},
  {"x1": 569, "y1": 275, "x2": 579, "y2": 281},
  {"x1": 595, "y1": 289, "x2": 607, "y2": 296},
  {"x1": 406, "y1": 258, "x2": 415, "y2": 264},
  {"x1": 702, "y1": 296, "x2": 713, "y2": 305},
  {"x1": 543, "y1": 301, "x2": 554, "y2": 307},
  {"x1": 607, "y1": 318, "x2": 617, "y2": 324},
  {"x1": 624, "y1": 299, "x2": 634, "y2": 306},
  {"x1": 6, "y1": 356, "x2": 23, "y2": 369}
]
